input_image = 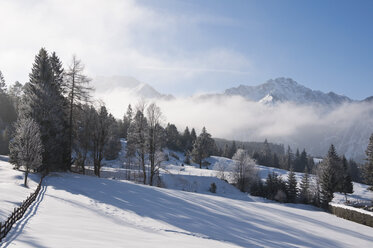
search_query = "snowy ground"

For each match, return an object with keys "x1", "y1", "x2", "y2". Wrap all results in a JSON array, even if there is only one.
[
  {"x1": 1, "y1": 156, "x2": 373, "y2": 247},
  {"x1": 1, "y1": 169, "x2": 373, "y2": 247},
  {"x1": 1, "y1": 141, "x2": 373, "y2": 247},
  {"x1": 0, "y1": 156, "x2": 40, "y2": 220}
]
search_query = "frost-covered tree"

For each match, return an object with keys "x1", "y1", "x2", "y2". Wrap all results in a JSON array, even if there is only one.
[
  {"x1": 8, "y1": 81, "x2": 23, "y2": 114},
  {"x1": 0, "y1": 70, "x2": 6, "y2": 93},
  {"x1": 122, "y1": 104, "x2": 133, "y2": 138},
  {"x1": 232, "y1": 149, "x2": 257, "y2": 192},
  {"x1": 364, "y1": 133, "x2": 373, "y2": 190},
  {"x1": 9, "y1": 118, "x2": 43, "y2": 186},
  {"x1": 286, "y1": 169, "x2": 298, "y2": 203}
]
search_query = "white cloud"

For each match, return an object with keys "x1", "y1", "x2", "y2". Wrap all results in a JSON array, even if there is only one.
[
  {"x1": 0, "y1": 0, "x2": 250, "y2": 92},
  {"x1": 96, "y1": 86, "x2": 373, "y2": 161}
]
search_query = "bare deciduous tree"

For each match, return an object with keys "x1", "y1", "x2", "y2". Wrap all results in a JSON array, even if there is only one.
[
  {"x1": 64, "y1": 56, "x2": 93, "y2": 168},
  {"x1": 147, "y1": 103, "x2": 164, "y2": 186}
]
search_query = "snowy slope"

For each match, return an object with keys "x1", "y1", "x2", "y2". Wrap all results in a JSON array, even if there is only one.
[
  {"x1": 2, "y1": 168, "x2": 373, "y2": 248},
  {"x1": 0, "y1": 156, "x2": 40, "y2": 220}
]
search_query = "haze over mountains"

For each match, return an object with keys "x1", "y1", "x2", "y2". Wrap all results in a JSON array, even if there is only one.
[{"x1": 93, "y1": 76, "x2": 373, "y2": 162}]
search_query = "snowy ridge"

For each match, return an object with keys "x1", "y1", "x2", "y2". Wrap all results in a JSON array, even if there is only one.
[{"x1": 224, "y1": 77, "x2": 352, "y2": 106}]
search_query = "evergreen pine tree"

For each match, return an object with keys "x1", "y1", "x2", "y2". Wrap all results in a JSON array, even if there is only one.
[
  {"x1": 294, "y1": 148, "x2": 301, "y2": 172},
  {"x1": 319, "y1": 144, "x2": 341, "y2": 208},
  {"x1": 286, "y1": 169, "x2": 298, "y2": 203},
  {"x1": 50, "y1": 52, "x2": 70, "y2": 169},
  {"x1": 191, "y1": 127, "x2": 215, "y2": 168},
  {"x1": 190, "y1": 128, "x2": 197, "y2": 145},
  {"x1": 299, "y1": 169, "x2": 310, "y2": 203},
  {"x1": 284, "y1": 145, "x2": 294, "y2": 170},
  {"x1": 165, "y1": 123, "x2": 182, "y2": 151},
  {"x1": 21, "y1": 48, "x2": 67, "y2": 172},
  {"x1": 299, "y1": 149, "x2": 308, "y2": 172},
  {"x1": 122, "y1": 104, "x2": 132, "y2": 138},
  {"x1": 182, "y1": 126, "x2": 192, "y2": 152},
  {"x1": 273, "y1": 153, "x2": 280, "y2": 168},
  {"x1": 340, "y1": 155, "x2": 353, "y2": 202}
]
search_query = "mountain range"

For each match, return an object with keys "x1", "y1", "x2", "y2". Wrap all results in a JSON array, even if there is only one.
[
  {"x1": 224, "y1": 77, "x2": 353, "y2": 106},
  {"x1": 92, "y1": 76, "x2": 373, "y2": 162}
]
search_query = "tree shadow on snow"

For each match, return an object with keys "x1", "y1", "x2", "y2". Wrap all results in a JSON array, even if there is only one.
[{"x1": 49, "y1": 174, "x2": 373, "y2": 248}]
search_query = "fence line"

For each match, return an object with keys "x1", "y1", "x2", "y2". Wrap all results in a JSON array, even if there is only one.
[{"x1": 0, "y1": 175, "x2": 45, "y2": 242}]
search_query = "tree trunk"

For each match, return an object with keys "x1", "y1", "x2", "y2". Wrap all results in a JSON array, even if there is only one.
[
  {"x1": 68, "y1": 74, "x2": 75, "y2": 171},
  {"x1": 24, "y1": 169, "x2": 28, "y2": 187},
  {"x1": 142, "y1": 153, "x2": 146, "y2": 184}
]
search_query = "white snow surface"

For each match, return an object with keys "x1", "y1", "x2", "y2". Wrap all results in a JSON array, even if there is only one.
[
  {"x1": 2, "y1": 150, "x2": 373, "y2": 247},
  {"x1": 0, "y1": 156, "x2": 40, "y2": 220}
]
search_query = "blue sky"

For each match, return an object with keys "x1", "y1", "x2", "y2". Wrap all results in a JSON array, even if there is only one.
[
  {"x1": 1, "y1": 0, "x2": 372, "y2": 99},
  {"x1": 138, "y1": 0, "x2": 373, "y2": 99}
]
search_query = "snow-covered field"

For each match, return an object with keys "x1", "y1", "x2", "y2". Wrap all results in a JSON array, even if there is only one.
[
  {"x1": 0, "y1": 156, "x2": 40, "y2": 220},
  {"x1": 1, "y1": 156, "x2": 373, "y2": 247}
]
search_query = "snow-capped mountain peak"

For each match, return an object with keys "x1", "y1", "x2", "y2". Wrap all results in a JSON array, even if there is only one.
[{"x1": 224, "y1": 77, "x2": 352, "y2": 106}]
